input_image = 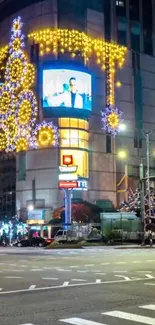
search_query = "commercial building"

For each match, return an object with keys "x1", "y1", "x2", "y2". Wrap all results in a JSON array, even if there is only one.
[{"x1": 0, "y1": 0, "x2": 154, "y2": 222}]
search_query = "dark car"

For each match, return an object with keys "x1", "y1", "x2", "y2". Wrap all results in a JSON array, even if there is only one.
[{"x1": 15, "y1": 237, "x2": 53, "y2": 247}]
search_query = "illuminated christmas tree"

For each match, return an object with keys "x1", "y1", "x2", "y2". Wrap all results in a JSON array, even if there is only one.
[{"x1": 0, "y1": 16, "x2": 58, "y2": 153}]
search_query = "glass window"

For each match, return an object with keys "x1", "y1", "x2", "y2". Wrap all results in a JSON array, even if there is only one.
[
  {"x1": 84, "y1": 120, "x2": 89, "y2": 130},
  {"x1": 116, "y1": 0, "x2": 126, "y2": 17},
  {"x1": 60, "y1": 129, "x2": 88, "y2": 149},
  {"x1": 143, "y1": 0, "x2": 153, "y2": 56},
  {"x1": 117, "y1": 30, "x2": 127, "y2": 45},
  {"x1": 70, "y1": 118, "x2": 78, "y2": 128},
  {"x1": 60, "y1": 129, "x2": 70, "y2": 146},
  {"x1": 59, "y1": 118, "x2": 69, "y2": 128},
  {"x1": 60, "y1": 149, "x2": 88, "y2": 178},
  {"x1": 129, "y1": 0, "x2": 139, "y2": 21},
  {"x1": 106, "y1": 135, "x2": 111, "y2": 153},
  {"x1": 18, "y1": 152, "x2": 26, "y2": 181}
]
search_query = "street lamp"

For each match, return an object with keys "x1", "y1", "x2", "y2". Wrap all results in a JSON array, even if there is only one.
[
  {"x1": 27, "y1": 204, "x2": 34, "y2": 212},
  {"x1": 117, "y1": 150, "x2": 127, "y2": 159},
  {"x1": 118, "y1": 123, "x2": 126, "y2": 132}
]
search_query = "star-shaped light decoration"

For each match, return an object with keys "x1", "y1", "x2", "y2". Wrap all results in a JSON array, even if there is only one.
[{"x1": 101, "y1": 105, "x2": 123, "y2": 136}]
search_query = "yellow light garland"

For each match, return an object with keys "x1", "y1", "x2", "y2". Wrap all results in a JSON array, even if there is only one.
[
  {"x1": 16, "y1": 137, "x2": 28, "y2": 152},
  {"x1": 4, "y1": 116, "x2": 18, "y2": 144},
  {"x1": 107, "y1": 112, "x2": 119, "y2": 129},
  {"x1": 18, "y1": 99, "x2": 31, "y2": 125},
  {"x1": 12, "y1": 38, "x2": 21, "y2": 52},
  {"x1": 37, "y1": 126, "x2": 54, "y2": 148},
  {"x1": 0, "y1": 91, "x2": 11, "y2": 115},
  {"x1": 22, "y1": 63, "x2": 35, "y2": 89},
  {"x1": 7, "y1": 57, "x2": 24, "y2": 84},
  {"x1": 0, "y1": 129, "x2": 7, "y2": 150}
]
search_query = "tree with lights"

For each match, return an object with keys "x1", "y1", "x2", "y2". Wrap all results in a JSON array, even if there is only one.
[{"x1": 0, "y1": 16, "x2": 58, "y2": 153}]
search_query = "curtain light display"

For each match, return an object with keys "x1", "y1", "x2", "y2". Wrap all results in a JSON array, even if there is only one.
[
  {"x1": 0, "y1": 16, "x2": 58, "y2": 152},
  {"x1": 101, "y1": 105, "x2": 123, "y2": 136}
]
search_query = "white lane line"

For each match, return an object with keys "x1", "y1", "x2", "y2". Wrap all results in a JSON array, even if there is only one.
[
  {"x1": 28, "y1": 285, "x2": 36, "y2": 290},
  {"x1": 96, "y1": 273, "x2": 106, "y2": 275},
  {"x1": 103, "y1": 310, "x2": 155, "y2": 324},
  {"x1": 146, "y1": 260, "x2": 154, "y2": 263},
  {"x1": 69, "y1": 266, "x2": 79, "y2": 268},
  {"x1": 96, "y1": 279, "x2": 101, "y2": 283},
  {"x1": 71, "y1": 279, "x2": 87, "y2": 282},
  {"x1": 60, "y1": 317, "x2": 105, "y2": 325},
  {"x1": 101, "y1": 263, "x2": 110, "y2": 265},
  {"x1": 113, "y1": 271, "x2": 128, "y2": 273},
  {"x1": 84, "y1": 264, "x2": 94, "y2": 267},
  {"x1": 4, "y1": 276, "x2": 23, "y2": 279},
  {"x1": 30, "y1": 269, "x2": 42, "y2": 272},
  {"x1": 57, "y1": 269, "x2": 72, "y2": 272},
  {"x1": 77, "y1": 270, "x2": 88, "y2": 273},
  {"x1": 116, "y1": 262, "x2": 126, "y2": 264},
  {"x1": 132, "y1": 261, "x2": 141, "y2": 263},
  {"x1": 42, "y1": 277, "x2": 58, "y2": 280},
  {"x1": 144, "y1": 283, "x2": 155, "y2": 286},
  {"x1": 115, "y1": 275, "x2": 131, "y2": 281},
  {"x1": 0, "y1": 276, "x2": 154, "y2": 295},
  {"x1": 62, "y1": 281, "x2": 69, "y2": 286},
  {"x1": 9, "y1": 264, "x2": 16, "y2": 266},
  {"x1": 140, "y1": 305, "x2": 155, "y2": 310},
  {"x1": 19, "y1": 323, "x2": 34, "y2": 325},
  {"x1": 8, "y1": 269, "x2": 24, "y2": 272},
  {"x1": 145, "y1": 274, "x2": 154, "y2": 279}
]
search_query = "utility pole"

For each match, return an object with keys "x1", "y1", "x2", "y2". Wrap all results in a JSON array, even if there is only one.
[
  {"x1": 146, "y1": 132, "x2": 151, "y2": 222},
  {"x1": 139, "y1": 162, "x2": 145, "y2": 244}
]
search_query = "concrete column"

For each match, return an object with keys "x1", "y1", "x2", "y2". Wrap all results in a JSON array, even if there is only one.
[
  {"x1": 40, "y1": 226, "x2": 44, "y2": 238},
  {"x1": 48, "y1": 226, "x2": 51, "y2": 239}
]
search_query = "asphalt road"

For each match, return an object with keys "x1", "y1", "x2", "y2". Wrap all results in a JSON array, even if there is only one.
[{"x1": 0, "y1": 247, "x2": 155, "y2": 325}]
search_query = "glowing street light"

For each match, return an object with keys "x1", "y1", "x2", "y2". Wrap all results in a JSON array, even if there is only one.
[
  {"x1": 27, "y1": 204, "x2": 34, "y2": 212},
  {"x1": 117, "y1": 150, "x2": 127, "y2": 159},
  {"x1": 118, "y1": 123, "x2": 126, "y2": 131}
]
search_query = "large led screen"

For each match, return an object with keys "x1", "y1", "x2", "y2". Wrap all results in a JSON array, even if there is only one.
[{"x1": 42, "y1": 68, "x2": 92, "y2": 117}]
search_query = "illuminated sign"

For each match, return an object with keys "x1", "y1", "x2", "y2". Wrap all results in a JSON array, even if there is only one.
[
  {"x1": 58, "y1": 181, "x2": 78, "y2": 189},
  {"x1": 74, "y1": 180, "x2": 88, "y2": 191},
  {"x1": 63, "y1": 155, "x2": 73, "y2": 165},
  {"x1": 59, "y1": 166, "x2": 77, "y2": 173},
  {"x1": 59, "y1": 173, "x2": 78, "y2": 181}
]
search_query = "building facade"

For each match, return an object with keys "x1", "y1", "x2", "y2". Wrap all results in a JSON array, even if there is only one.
[{"x1": 0, "y1": 0, "x2": 154, "y2": 220}]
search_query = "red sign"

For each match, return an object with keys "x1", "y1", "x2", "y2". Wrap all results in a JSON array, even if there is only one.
[
  {"x1": 58, "y1": 181, "x2": 78, "y2": 189},
  {"x1": 63, "y1": 155, "x2": 73, "y2": 166}
]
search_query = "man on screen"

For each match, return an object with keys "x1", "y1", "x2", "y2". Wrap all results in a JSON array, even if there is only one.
[{"x1": 45, "y1": 77, "x2": 83, "y2": 109}]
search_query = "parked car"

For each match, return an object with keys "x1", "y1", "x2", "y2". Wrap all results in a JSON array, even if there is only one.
[{"x1": 15, "y1": 237, "x2": 53, "y2": 247}]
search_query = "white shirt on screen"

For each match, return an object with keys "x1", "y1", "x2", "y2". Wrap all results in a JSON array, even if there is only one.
[{"x1": 47, "y1": 91, "x2": 83, "y2": 109}]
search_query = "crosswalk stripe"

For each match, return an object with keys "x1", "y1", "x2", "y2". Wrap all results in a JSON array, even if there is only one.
[
  {"x1": 140, "y1": 305, "x2": 155, "y2": 311},
  {"x1": 103, "y1": 311, "x2": 155, "y2": 324},
  {"x1": 60, "y1": 317, "x2": 106, "y2": 325}
]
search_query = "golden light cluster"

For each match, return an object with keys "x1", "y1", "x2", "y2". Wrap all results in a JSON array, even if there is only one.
[
  {"x1": 7, "y1": 57, "x2": 24, "y2": 84},
  {"x1": 18, "y1": 99, "x2": 31, "y2": 125},
  {"x1": 16, "y1": 137, "x2": 28, "y2": 152},
  {"x1": 107, "y1": 112, "x2": 119, "y2": 129},
  {"x1": 0, "y1": 91, "x2": 11, "y2": 115},
  {"x1": 22, "y1": 63, "x2": 35, "y2": 89},
  {"x1": 0, "y1": 45, "x2": 8, "y2": 65},
  {"x1": 28, "y1": 28, "x2": 127, "y2": 105},
  {"x1": 0, "y1": 129, "x2": 7, "y2": 150},
  {"x1": 12, "y1": 38, "x2": 21, "y2": 52},
  {"x1": 37, "y1": 126, "x2": 54, "y2": 148}
]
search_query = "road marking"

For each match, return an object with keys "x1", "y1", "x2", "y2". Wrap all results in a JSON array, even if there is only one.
[
  {"x1": 8, "y1": 269, "x2": 24, "y2": 272},
  {"x1": 132, "y1": 261, "x2": 141, "y2": 263},
  {"x1": 29, "y1": 285, "x2": 36, "y2": 290},
  {"x1": 77, "y1": 270, "x2": 88, "y2": 273},
  {"x1": 140, "y1": 305, "x2": 155, "y2": 310},
  {"x1": 103, "y1": 310, "x2": 155, "y2": 324},
  {"x1": 84, "y1": 264, "x2": 94, "y2": 267},
  {"x1": 19, "y1": 323, "x2": 34, "y2": 325},
  {"x1": 146, "y1": 260, "x2": 154, "y2": 263},
  {"x1": 113, "y1": 270, "x2": 128, "y2": 273},
  {"x1": 96, "y1": 273, "x2": 105, "y2": 275},
  {"x1": 101, "y1": 263, "x2": 110, "y2": 265},
  {"x1": 62, "y1": 281, "x2": 69, "y2": 286},
  {"x1": 116, "y1": 262, "x2": 126, "y2": 264},
  {"x1": 0, "y1": 276, "x2": 154, "y2": 295},
  {"x1": 57, "y1": 268, "x2": 72, "y2": 272},
  {"x1": 96, "y1": 279, "x2": 101, "y2": 283},
  {"x1": 30, "y1": 269, "x2": 42, "y2": 271},
  {"x1": 60, "y1": 317, "x2": 105, "y2": 325},
  {"x1": 69, "y1": 266, "x2": 78, "y2": 268},
  {"x1": 144, "y1": 283, "x2": 155, "y2": 286},
  {"x1": 42, "y1": 277, "x2": 58, "y2": 280},
  {"x1": 4, "y1": 276, "x2": 23, "y2": 279},
  {"x1": 145, "y1": 274, "x2": 154, "y2": 279},
  {"x1": 115, "y1": 275, "x2": 131, "y2": 281},
  {"x1": 71, "y1": 279, "x2": 86, "y2": 282}
]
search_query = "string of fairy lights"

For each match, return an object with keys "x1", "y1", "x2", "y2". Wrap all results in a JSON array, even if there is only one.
[
  {"x1": 0, "y1": 16, "x2": 58, "y2": 152},
  {"x1": 0, "y1": 17, "x2": 127, "y2": 152}
]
